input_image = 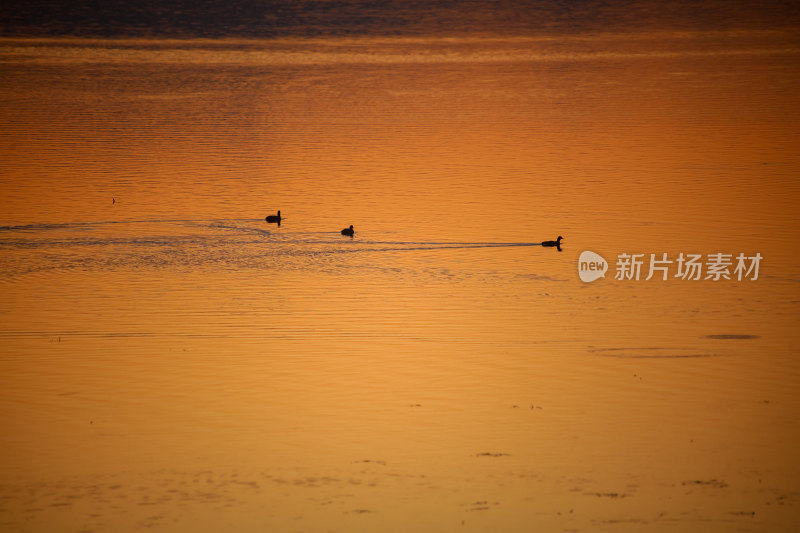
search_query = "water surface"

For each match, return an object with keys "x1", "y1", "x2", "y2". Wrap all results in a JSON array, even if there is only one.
[{"x1": 1, "y1": 20, "x2": 799, "y2": 533}]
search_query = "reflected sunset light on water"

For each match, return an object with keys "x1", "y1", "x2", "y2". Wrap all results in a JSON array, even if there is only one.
[{"x1": 1, "y1": 1, "x2": 799, "y2": 531}]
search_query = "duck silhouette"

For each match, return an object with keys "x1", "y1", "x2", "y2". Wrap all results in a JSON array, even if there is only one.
[
  {"x1": 265, "y1": 210, "x2": 281, "y2": 226},
  {"x1": 541, "y1": 236, "x2": 563, "y2": 247},
  {"x1": 341, "y1": 225, "x2": 354, "y2": 237}
]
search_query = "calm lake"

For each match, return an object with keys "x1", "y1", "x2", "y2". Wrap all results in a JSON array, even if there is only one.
[{"x1": 1, "y1": 19, "x2": 799, "y2": 533}]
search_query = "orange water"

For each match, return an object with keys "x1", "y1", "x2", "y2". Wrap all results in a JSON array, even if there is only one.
[{"x1": 1, "y1": 31, "x2": 799, "y2": 532}]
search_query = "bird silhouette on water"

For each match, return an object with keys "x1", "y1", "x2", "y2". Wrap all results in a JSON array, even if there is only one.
[
  {"x1": 541, "y1": 235, "x2": 563, "y2": 251},
  {"x1": 265, "y1": 210, "x2": 282, "y2": 226},
  {"x1": 341, "y1": 225, "x2": 354, "y2": 237}
]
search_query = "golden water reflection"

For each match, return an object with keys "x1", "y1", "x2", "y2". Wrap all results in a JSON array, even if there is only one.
[{"x1": 1, "y1": 31, "x2": 799, "y2": 531}]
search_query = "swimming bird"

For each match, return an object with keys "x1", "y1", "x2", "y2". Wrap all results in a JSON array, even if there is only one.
[
  {"x1": 341, "y1": 225, "x2": 354, "y2": 237},
  {"x1": 541, "y1": 236, "x2": 563, "y2": 247},
  {"x1": 265, "y1": 210, "x2": 281, "y2": 224}
]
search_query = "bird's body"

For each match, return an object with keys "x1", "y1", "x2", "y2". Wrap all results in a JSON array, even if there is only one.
[
  {"x1": 541, "y1": 236, "x2": 563, "y2": 247},
  {"x1": 265, "y1": 210, "x2": 281, "y2": 223},
  {"x1": 341, "y1": 225, "x2": 354, "y2": 236}
]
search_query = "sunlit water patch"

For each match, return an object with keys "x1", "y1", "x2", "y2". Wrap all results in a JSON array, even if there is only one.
[{"x1": 1, "y1": 26, "x2": 799, "y2": 533}]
